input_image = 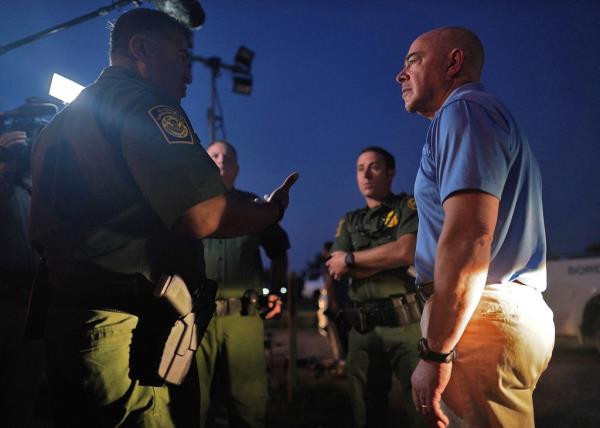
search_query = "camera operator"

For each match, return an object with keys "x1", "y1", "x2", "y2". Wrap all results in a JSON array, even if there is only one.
[{"x1": 0, "y1": 117, "x2": 46, "y2": 426}]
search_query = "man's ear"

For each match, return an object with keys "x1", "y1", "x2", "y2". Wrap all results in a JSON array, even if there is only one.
[
  {"x1": 129, "y1": 34, "x2": 148, "y2": 62},
  {"x1": 446, "y1": 48, "x2": 464, "y2": 77}
]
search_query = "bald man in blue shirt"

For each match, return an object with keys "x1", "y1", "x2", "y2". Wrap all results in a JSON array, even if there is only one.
[{"x1": 396, "y1": 27, "x2": 554, "y2": 427}]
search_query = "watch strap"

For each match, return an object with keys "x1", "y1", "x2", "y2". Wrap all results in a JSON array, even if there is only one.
[
  {"x1": 344, "y1": 252, "x2": 355, "y2": 267},
  {"x1": 418, "y1": 338, "x2": 457, "y2": 363}
]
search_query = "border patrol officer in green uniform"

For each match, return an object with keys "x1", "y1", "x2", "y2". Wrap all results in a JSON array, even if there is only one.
[
  {"x1": 197, "y1": 141, "x2": 288, "y2": 428},
  {"x1": 326, "y1": 146, "x2": 424, "y2": 428},
  {"x1": 30, "y1": 9, "x2": 297, "y2": 427}
]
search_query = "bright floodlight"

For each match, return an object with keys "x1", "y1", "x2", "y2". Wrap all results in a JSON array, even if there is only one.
[
  {"x1": 262, "y1": 288, "x2": 270, "y2": 295},
  {"x1": 280, "y1": 287, "x2": 287, "y2": 294},
  {"x1": 49, "y1": 73, "x2": 84, "y2": 103}
]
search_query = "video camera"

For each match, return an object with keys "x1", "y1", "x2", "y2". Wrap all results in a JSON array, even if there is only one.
[{"x1": 0, "y1": 97, "x2": 58, "y2": 163}]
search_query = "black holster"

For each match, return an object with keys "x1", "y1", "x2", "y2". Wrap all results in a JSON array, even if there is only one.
[
  {"x1": 340, "y1": 306, "x2": 371, "y2": 334},
  {"x1": 340, "y1": 293, "x2": 422, "y2": 334}
]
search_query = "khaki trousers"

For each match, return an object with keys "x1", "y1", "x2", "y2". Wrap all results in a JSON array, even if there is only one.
[
  {"x1": 421, "y1": 283, "x2": 555, "y2": 427},
  {"x1": 196, "y1": 314, "x2": 268, "y2": 428},
  {"x1": 45, "y1": 304, "x2": 200, "y2": 427},
  {"x1": 347, "y1": 322, "x2": 426, "y2": 428}
]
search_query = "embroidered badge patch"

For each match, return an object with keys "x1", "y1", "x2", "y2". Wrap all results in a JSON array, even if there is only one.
[
  {"x1": 148, "y1": 105, "x2": 194, "y2": 144},
  {"x1": 335, "y1": 218, "x2": 346, "y2": 238},
  {"x1": 407, "y1": 197, "x2": 417, "y2": 211},
  {"x1": 384, "y1": 210, "x2": 399, "y2": 228}
]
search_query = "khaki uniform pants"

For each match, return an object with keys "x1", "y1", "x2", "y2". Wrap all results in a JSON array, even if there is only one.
[
  {"x1": 45, "y1": 304, "x2": 200, "y2": 427},
  {"x1": 347, "y1": 322, "x2": 426, "y2": 428},
  {"x1": 196, "y1": 314, "x2": 268, "y2": 428},
  {"x1": 421, "y1": 283, "x2": 555, "y2": 427}
]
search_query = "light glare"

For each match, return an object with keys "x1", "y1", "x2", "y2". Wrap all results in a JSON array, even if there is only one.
[{"x1": 49, "y1": 73, "x2": 84, "y2": 103}]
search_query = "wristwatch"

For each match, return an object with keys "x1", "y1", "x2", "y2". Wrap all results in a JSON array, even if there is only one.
[
  {"x1": 418, "y1": 338, "x2": 457, "y2": 363},
  {"x1": 344, "y1": 252, "x2": 355, "y2": 267}
]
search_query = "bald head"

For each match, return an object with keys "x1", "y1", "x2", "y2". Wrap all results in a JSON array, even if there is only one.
[
  {"x1": 419, "y1": 27, "x2": 484, "y2": 80},
  {"x1": 396, "y1": 26, "x2": 485, "y2": 119}
]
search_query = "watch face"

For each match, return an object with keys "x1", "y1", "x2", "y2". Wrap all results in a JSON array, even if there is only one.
[{"x1": 344, "y1": 252, "x2": 355, "y2": 266}]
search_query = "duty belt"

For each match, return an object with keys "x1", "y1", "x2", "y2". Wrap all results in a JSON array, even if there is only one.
[
  {"x1": 47, "y1": 271, "x2": 154, "y2": 314},
  {"x1": 341, "y1": 293, "x2": 422, "y2": 334},
  {"x1": 214, "y1": 297, "x2": 258, "y2": 317}
]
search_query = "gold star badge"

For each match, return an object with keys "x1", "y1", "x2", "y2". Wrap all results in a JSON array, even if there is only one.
[{"x1": 384, "y1": 210, "x2": 399, "y2": 228}]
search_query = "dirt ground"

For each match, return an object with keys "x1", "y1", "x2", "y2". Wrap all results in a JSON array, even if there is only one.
[
  {"x1": 21, "y1": 307, "x2": 600, "y2": 427},
  {"x1": 259, "y1": 311, "x2": 600, "y2": 428}
]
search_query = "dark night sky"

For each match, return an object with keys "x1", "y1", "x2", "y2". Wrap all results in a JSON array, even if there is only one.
[{"x1": 1, "y1": 0, "x2": 599, "y2": 271}]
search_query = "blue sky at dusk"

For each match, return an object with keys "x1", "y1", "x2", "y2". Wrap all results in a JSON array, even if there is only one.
[{"x1": 1, "y1": 0, "x2": 599, "y2": 271}]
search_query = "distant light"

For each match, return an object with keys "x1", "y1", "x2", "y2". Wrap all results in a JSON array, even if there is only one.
[
  {"x1": 234, "y1": 46, "x2": 254, "y2": 70},
  {"x1": 49, "y1": 73, "x2": 84, "y2": 103},
  {"x1": 233, "y1": 76, "x2": 252, "y2": 95},
  {"x1": 280, "y1": 287, "x2": 287, "y2": 294},
  {"x1": 262, "y1": 287, "x2": 270, "y2": 295}
]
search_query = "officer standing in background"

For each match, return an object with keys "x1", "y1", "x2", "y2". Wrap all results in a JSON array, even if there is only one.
[
  {"x1": 30, "y1": 8, "x2": 297, "y2": 427},
  {"x1": 326, "y1": 146, "x2": 424, "y2": 428},
  {"x1": 197, "y1": 141, "x2": 288, "y2": 428}
]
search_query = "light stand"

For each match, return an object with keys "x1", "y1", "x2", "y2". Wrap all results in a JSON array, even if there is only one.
[
  {"x1": 0, "y1": 0, "x2": 140, "y2": 55},
  {"x1": 0, "y1": 0, "x2": 205, "y2": 55},
  {"x1": 192, "y1": 46, "x2": 254, "y2": 143}
]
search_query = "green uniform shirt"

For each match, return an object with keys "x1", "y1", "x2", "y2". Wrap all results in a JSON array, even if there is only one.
[
  {"x1": 203, "y1": 189, "x2": 290, "y2": 298},
  {"x1": 31, "y1": 66, "x2": 225, "y2": 284},
  {"x1": 331, "y1": 192, "x2": 418, "y2": 302}
]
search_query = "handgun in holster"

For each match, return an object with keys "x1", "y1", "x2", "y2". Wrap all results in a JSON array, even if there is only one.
[
  {"x1": 153, "y1": 274, "x2": 216, "y2": 385},
  {"x1": 338, "y1": 306, "x2": 372, "y2": 334}
]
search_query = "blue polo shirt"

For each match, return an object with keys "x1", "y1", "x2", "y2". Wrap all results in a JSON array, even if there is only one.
[{"x1": 414, "y1": 82, "x2": 547, "y2": 291}]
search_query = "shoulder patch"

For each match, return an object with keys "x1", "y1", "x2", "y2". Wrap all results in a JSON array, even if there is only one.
[
  {"x1": 384, "y1": 210, "x2": 399, "y2": 228},
  {"x1": 335, "y1": 218, "x2": 346, "y2": 238},
  {"x1": 148, "y1": 105, "x2": 194, "y2": 145},
  {"x1": 406, "y1": 197, "x2": 417, "y2": 211}
]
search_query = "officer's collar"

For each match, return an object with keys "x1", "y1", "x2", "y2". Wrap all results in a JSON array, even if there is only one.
[
  {"x1": 366, "y1": 193, "x2": 395, "y2": 211},
  {"x1": 97, "y1": 66, "x2": 179, "y2": 103},
  {"x1": 98, "y1": 65, "x2": 142, "y2": 82},
  {"x1": 381, "y1": 193, "x2": 398, "y2": 209}
]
